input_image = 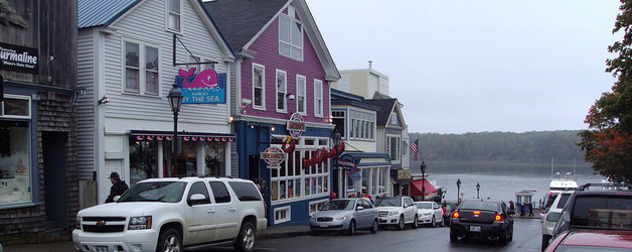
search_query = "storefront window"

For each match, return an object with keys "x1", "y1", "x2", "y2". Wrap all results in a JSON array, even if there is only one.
[
  {"x1": 129, "y1": 138, "x2": 158, "y2": 185},
  {"x1": 270, "y1": 137, "x2": 329, "y2": 202},
  {"x1": 0, "y1": 121, "x2": 31, "y2": 205},
  {"x1": 204, "y1": 142, "x2": 225, "y2": 177}
]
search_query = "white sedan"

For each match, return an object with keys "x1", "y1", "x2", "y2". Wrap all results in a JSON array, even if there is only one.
[{"x1": 415, "y1": 201, "x2": 444, "y2": 227}]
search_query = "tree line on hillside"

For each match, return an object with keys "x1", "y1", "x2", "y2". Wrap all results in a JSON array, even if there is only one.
[{"x1": 409, "y1": 131, "x2": 586, "y2": 164}]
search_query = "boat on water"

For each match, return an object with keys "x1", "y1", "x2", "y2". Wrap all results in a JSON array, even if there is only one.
[{"x1": 541, "y1": 172, "x2": 578, "y2": 216}]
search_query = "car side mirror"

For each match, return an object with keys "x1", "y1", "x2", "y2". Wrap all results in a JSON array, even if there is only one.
[
  {"x1": 357, "y1": 206, "x2": 364, "y2": 211},
  {"x1": 188, "y1": 193, "x2": 207, "y2": 206}
]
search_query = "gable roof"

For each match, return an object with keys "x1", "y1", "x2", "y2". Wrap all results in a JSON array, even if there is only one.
[
  {"x1": 365, "y1": 99, "x2": 397, "y2": 126},
  {"x1": 204, "y1": 0, "x2": 340, "y2": 81},
  {"x1": 203, "y1": 0, "x2": 287, "y2": 51},
  {"x1": 78, "y1": 0, "x2": 141, "y2": 28}
]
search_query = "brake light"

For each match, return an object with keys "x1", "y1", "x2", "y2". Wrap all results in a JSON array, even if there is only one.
[
  {"x1": 473, "y1": 211, "x2": 480, "y2": 215},
  {"x1": 495, "y1": 214, "x2": 503, "y2": 221},
  {"x1": 452, "y1": 211, "x2": 459, "y2": 218}
]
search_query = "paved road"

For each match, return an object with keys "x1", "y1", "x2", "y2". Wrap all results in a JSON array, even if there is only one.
[{"x1": 6, "y1": 218, "x2": 542, "y2": 252}]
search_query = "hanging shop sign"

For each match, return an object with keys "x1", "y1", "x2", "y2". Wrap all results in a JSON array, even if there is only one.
[
  {"x1": 287, "y1": 113, "x2": 306, "y2": 138},
  {"x1": 349, "y1": 172, "x2": 362, "y2": 181},
  {"x1": 261, "y1": 146, "x2": 286, "y2": 169},
  {"x1": 175, "y1": 68, "x2": 226, "y2": 104},
  {"x1": 397, "y1": 169, "x2": 412, "y2": 180},
  {"x1": 0, "y1": 42, "x2": 39, "y2": 74}
]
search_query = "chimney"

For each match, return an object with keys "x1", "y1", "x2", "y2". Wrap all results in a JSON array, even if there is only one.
[{"x1": 369, "y1": 60, "x2": 373, "y2": 69}]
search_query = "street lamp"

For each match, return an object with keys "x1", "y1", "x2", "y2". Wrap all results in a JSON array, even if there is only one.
[
  {"x1": 476, "y1": 183, "x2": 480, "y2": 199},
  {"x1": 456, "y1": 179, "x2": 461, "y2": 203},
  {"x1": 332, "y1": 130, "x2": 342, "y2": 198},
  {"x1": 420, "y1": 161, "x2": 426, "y2": 201},
  {"x1": 168, "y1": 83, "x2": 183, "y2": 177}
]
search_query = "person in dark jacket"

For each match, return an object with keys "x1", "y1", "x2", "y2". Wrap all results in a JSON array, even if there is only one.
[{"x1": 105, "y1": 172, "x2": 129, "y2": 203}]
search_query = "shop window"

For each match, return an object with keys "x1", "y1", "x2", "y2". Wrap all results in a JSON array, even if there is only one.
[
  {"x1": 129, "y1": 137, "x2": 158, "y2": 185},
  {"x1": 0, "y1": 120, "x2": 30, "y2": 206},
  {"x1": 204, "y1": 142, "x2": 225, "y2": 177}
]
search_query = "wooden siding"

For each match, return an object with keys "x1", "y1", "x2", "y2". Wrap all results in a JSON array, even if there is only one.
[
  {"x1": 239, "y1": 16, "x2": 330, "y2": 124},
  {"x1": 76, "y1": 31, "x2": 97, "y2": 181},
  {"x1": 99, "y1": 0, "x2": 232, "y2": 132}
]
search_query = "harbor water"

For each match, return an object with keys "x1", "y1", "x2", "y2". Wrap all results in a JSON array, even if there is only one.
[{"x1": 429, "y1": 173, "x2": 604, "y2": 205}]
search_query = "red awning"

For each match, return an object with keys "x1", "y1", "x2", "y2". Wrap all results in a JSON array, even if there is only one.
[{"x1": 410, "y1": 179, "x2": 437, "y2": 197}]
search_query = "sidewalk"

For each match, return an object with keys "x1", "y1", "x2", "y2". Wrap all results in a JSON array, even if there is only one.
[{"x1": 3, "y1": 225, "x2": 312, "y2": 252}]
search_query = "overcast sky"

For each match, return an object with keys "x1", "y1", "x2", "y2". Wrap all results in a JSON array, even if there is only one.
[{"x1": 305, "y1": 0, "x2": 622, "y2": 134}]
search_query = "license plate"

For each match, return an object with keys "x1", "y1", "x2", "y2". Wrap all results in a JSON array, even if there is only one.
[
  {"x1": 470, "y1": 225, "x2": 481, "y2": 232},
  {"x1": 95, "y1": 246, "x2": 108, "y2": 252},
  {"x1": 319, "y1": 223, "x2": 328, "y2": 227}
]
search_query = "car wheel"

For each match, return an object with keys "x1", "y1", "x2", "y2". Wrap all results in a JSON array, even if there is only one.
[
  {"x1": 450, "y1": 231, "x2": 458, "y2": 243},
  {"x1": 439, "y1": 216, "x2": 444, "y2": 227},
  {"x1": 412, "y1": 215, "x2": 419, "y2": 229},
  {"x1": 509, "y1": 226, "x2": 513, "y2": 241},
  {"x1": 157, "y1": 229, "x2": 182, "y2": 252},
  {"x1": 312, "y1": 230, "x2": 322, "y2": 236},
  {"x1": 431, "y1": 216, "x2": 436, "y2": 228},
  {"x1": 234, "y1": 221, "x2": 256, "y2": 252},
  {"x1": 347, "y1": 220, "x2": 356, "y2": 235},
  {"x1": 397, "y1": 216, "x2": 405, "y2": 230},
  {"x1": 499, "y1": 229, "x2": 509, "y2": 246},
  {"x1": 541, "y1": 235, "x2": 550, "y2": 251},
  {"x1": 370, "y1": 219, "x2": 378, "y2": 233}
]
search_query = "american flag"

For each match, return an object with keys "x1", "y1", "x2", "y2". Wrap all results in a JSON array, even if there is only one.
[{"x1": 409, "y1": 139, "x2": 419, "y2": 161}]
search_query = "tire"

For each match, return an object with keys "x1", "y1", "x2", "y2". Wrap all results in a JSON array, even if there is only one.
[
  {"x1": 412, "y1": 215, "x2": 419, "y2": 229},
  {"x1": 499, "y1": 229, "x2": 509, "y2": 246},
  {"x1": 347, "y1": 220, "x2": 356, "y2": 235},
  {"x1": 541, "y1": 236, "x2": 550, "y2": 251},
  {"x1": 450, "y1": 232, "x2": 458, "y2": 243},
  {"x1": 396, "y1": 216, "x2": 405, "y2": 230},
  {"x1": 439, "y1": 215, "x2": 444, "y2": 227},
  {"x1": 312, "y1": 230, "x2": 322, "y2": 236},
  {"x1": 157, "y1": 229, "x2": 182, "y2": 252},
  {"x1": 234, "y1": 222, "x2": 256, "y2": 252},
  {"x1": 431, "y1": 216, "x2": 436, "y2": 228},
  {"x1": 370, "y1": 219, "x2": 378, "y2": 233},
  {"x1": 508, "y1": 226, "x2": 513, "y2": 241}
]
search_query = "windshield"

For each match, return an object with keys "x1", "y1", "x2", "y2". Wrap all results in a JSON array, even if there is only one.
[
  {"x1": 416, "y1": 202, "x2": 432, "y2": 209},
  {"x1": 375, "y1": 197, "x2": 401, "y2": 207},
  {"x1": 118, "y1": 181, "x2": 186, "y2": 203},
  {"x1": 320, "y1": 200, "x2": 354, "y2": 211},
  {"x1": 459, "y1": 201, "x2": 499, "y2": 212}
]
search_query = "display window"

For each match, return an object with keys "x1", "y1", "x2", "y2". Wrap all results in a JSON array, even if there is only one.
[{"x1": 0, "y1": 95, "x2": 32, "y2": 206}]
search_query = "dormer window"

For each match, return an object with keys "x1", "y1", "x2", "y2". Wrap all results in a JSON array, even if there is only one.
[
  {"x1": 167, "y1": 0, "x2": 181, "y2": 32},
  {"x1": 279, "y1": 5, "x2": 303, "y2": 60}
]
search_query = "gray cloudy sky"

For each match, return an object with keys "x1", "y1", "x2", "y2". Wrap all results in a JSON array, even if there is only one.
[{"x1": 306, "y1": 0, "x2": 622, "y2": 134}]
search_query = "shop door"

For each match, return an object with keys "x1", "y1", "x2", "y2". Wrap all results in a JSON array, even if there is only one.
[{"x1": 43, "y1": 132, "x2": 67, "y2": 228}]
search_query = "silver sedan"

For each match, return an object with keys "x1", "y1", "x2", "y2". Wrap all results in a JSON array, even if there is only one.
[{"x1": 310, "y1": 198, "x2": 379, "y2": 235}]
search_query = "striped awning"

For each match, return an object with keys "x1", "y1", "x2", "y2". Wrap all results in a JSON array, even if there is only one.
[{"x1": 130, "y1": 130, "x2": 235, "y2": 142}]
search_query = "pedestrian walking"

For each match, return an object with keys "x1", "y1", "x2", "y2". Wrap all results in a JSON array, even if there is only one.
[
  {"x1": 528, "y1": 202, "x2": 534, "y2": 217},
  {"x1": 105, "y1": 172, "x2": 129, "y2": 203},
  {"x1": 521, "y1": 202, "x2": 526, "y2": 217}
]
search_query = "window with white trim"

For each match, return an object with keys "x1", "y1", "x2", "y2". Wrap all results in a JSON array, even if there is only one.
[
  {"x1": 270, "y1": 137, "x2": 329, "y2": 203},
  {"x1": 166, "y1": 0, "x2": 181, "y2": 32},
  {"x1": 332, "y1": 111, "x2": 345, "y2": 137},
  {"x1": 314, "y1": 80, "x2": 323, "y2": 117},
  {"x1": 0, "y1": 95, "x2": 32, "y2": 206},
  {"x1": 276, "y1": 70, "x2": 287, "y2": 113},
  {"x1": 124, "y1": 41, "x2": 160, "y2": 96},
  {"x1": 274, "y1": 206, "x2": 291, "y2": 224},
  {"x1": 296, "y1": 75, "x2": 306, "y2": 114},
  {"x1": 386, "y1": 135, "x2": 401, "y2": 162},
  {"x1": 252, "y1": 63, "x2": 265, "y2": 110},
  {"x1": 348, "y1": 111, "x2": 375, "y2": 141},
  {"x1": 279, "y1": 5, "x2": 303, "y2": 60}
]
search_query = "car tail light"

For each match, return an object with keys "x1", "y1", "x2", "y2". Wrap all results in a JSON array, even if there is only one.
[
  {"x1": 452, "y1": 211, "x2": 459, "y2": 218},
  {"x1": 473, "y1": 211, "x2": 480, "y2": 215},
  {"x1": 495, "y1": 214, "x2": 503, "y2": 221}
]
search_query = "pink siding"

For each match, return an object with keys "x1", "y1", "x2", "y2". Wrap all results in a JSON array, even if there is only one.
[{"x1": 240, "y1": 17, "x2": 330, "y2": 124}]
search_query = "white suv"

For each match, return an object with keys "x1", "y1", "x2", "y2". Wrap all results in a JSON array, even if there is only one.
[
  {"x1": 374, "y1": 196, "x2": 419, "y2": 230},
  {"x1": 72, "y1": 177, "x2": 267, "y2": 252},
  {"x1": 541, "y1": 191, "x2": 572, "y2": 251}
]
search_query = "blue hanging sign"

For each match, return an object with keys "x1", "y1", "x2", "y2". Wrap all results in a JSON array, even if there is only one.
[{"x1": 175, "y1": 68, "x2": 226, "y2": 104}]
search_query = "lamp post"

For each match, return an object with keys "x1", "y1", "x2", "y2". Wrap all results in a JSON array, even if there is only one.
[
  {"x1": 420, "y1": 161, "x2": 426, "y2": 201},
  {"x1": 168, "y1": 83, "x2": 183, "y2": 177},
  {"x1": 476, "y1": 183, "x2": 480, "y2": 199},
  {"x1": 456, "y1": 179, "x2": 461, "y2": 203},
  {"x1": 332, "y1": 130, "x2": 342, "y2": 198}
]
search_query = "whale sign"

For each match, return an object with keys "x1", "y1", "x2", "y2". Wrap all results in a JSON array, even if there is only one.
[{"x1": 175, "y1": 68, "x2": 226, "y2": 104}]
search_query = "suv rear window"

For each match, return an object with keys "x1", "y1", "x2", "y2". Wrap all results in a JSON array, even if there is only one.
[
  {"x1": 571, "y1": 195, "x2": 632, "y2": 230},
  {"x1": 228, "y1": 181, "x2": 262, "y2": 201},
  {"x1": 556, "y1": 194, "x2": 571, "y2": 209}
]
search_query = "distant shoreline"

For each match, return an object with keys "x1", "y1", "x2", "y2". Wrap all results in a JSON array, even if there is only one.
[{"x1": 410, "y1": 160, "x2": 595, "y2": 176}]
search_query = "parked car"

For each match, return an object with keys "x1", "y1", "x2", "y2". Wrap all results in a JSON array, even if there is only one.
[
  {"x1": 73, "y1": 177, "x2": 267, "y2": 252},
  {"x1": 541, "y1": 191, "x2": 573, "y2": 251},
  {"x1": 552, "y1": 183, "x2": 632, "y2": 240},
  {"x1": 309, "y1": 198, "x2": 379, "y2": 235},
  {"x1": 415, "y1": 201, "x2": 443, "y2": 227},
  {"x1": 450, "y1": 199, "x2": 514, "y2": 245},
  {"x1": 544, "y1": 230, "x2": 632, "y2": 252},
  {"x1": 374, "y1": 196, "x2": 418, "y2": 230}
]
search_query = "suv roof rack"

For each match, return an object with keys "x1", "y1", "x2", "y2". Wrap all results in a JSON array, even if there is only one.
[{"x1": 577, "y1": 183, "x2": 630, "y2": 191}]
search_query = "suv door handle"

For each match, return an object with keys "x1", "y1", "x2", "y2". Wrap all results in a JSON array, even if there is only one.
[
  {"x1": 208, "y1": 209, "x2": 215, "y2": 214},
  {"x1": 229, "y1": 207, "x2": 236, "y2": 212}
]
